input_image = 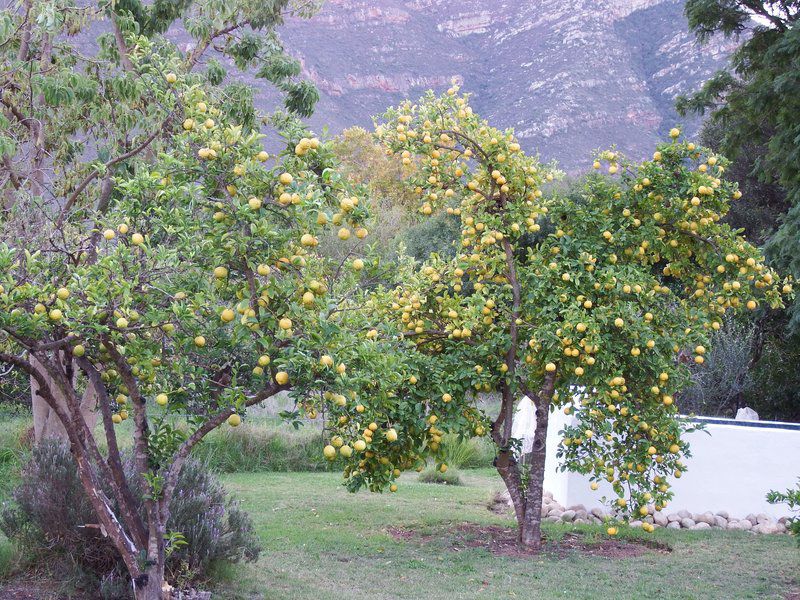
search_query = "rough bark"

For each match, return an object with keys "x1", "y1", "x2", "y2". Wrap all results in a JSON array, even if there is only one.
[
  {"x1": 495, "y1": 449, "x2": 525, "y2": 529},
  {"x1": 519, "y1": 393, "x2": 551, "y2": 549},
  {"x1": 518, "y1": 373, "x2": 557, "y2": 550},
  {"x1": 133, "y1": 512, "x2": 166, "y2": 600},
  {"x1": 133, "y1": 561, "x2": 165, "y2": 600},
  {"x1": 493, "y1": 373, "x2": 558, "y2": 551}
]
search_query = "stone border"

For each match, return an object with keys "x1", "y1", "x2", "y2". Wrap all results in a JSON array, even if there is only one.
[
  {"x1": 540, "y1": 491, "x2": 790, "y2": 534},
  {"x1": 495, "y1": 491, "x2": 791, "y2": 534}
]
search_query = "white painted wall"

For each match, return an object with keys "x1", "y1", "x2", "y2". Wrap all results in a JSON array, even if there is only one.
[{"x1": 542, "y1": 408, "x2": 800, "y2": 519}]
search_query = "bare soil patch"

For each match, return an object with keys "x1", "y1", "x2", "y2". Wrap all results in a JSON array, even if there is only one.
[
  {"x1": 0, "y1": 576, "x2": 92, "y2": 600},
  {"x1": 388, "y1": 523, "x2": 671, "y2": 559}
]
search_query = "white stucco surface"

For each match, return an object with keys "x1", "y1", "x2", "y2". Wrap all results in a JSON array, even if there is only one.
[{"x1": 541, "y1": 408, "x2": 800, "y2": 519}]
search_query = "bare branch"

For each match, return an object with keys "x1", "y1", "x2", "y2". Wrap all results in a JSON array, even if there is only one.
[
  {"x1": 186, "y1": 22, "x2": 249, "y2": 69},
  {"x1": 2, "y1": 154, "x2": 21, "y2": 189},
  {"x1": 111, "y1": 14, "x2": 135, "y2": 72}
]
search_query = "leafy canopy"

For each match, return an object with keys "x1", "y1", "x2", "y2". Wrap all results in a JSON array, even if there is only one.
[
  {"x1": 372, "y1": 87, "x2": 789, "y2": 519},
  {"x1": 678, "y1": 0, "x2": 800, "y2": 327},
  {"x1": 0, "y1": 41, "x2": 479, "y2": 499}
]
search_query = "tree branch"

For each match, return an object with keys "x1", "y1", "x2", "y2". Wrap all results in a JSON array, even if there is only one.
[
  {"x1": 17, "y1": 0, "x2": 33, "y2": 62},
  {"x1": 436, "y1": 129, "x2": 490, "y2": 164},
  {"x1": 2, "y1": 154, "x2": 21, "y2": 189},
  {"x1": 75, "y1": 356, "x2": 149, "y2": 549},
  {"x1": 0, "y1": 95, "x2": 34, "y2": 132},
  {"x1": 111, "y1": 14, "x2": 135, "y2": 72},
  {"x1": 497, "y1": 237, "x2": 521, "y2": 447},
  {"x1": 742, "y1": 0, "x2": 788, "y2": 31},
  {"x1": 158, "y1": 382, "x2": 287, "y2": 519},
  {"x1": 102, "y1": 338, "x2": 151, "y2": 484},
  {"x1": 57, "y1": 125, "x2": 165, "y2": 225},
  {"x1": 185, "y1": 22, "x2": 249, "y2": 69}
]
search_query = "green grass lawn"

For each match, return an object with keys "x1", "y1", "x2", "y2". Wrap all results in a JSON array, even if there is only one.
[
  {"x1": 217, "y1": 469, "x2": 799, "y2": 600},
  {"x1": 0, "y1": 413, "x2": 796, "y2": 599}
]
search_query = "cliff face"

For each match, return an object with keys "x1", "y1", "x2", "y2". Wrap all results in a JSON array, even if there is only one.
[{"x1": 272, "y1": 0, "x2": 734, "y2": 170}]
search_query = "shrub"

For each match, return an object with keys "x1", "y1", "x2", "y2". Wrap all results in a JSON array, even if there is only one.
[
  {"x1": 439, "y1": 434, "x2": 494, "y2": 469},
  {"x1": 418, "y1": 466, "x2": 462, "y2": 486},
  {"x1": 0, "y1": 441, "x2": 260, "y2": 594},
  {"x1": 678, "y1": 314, "x2": 800, "y2": 423},
  {"x1": 402, "y1": 212, "x2": 461, "y2": 263},
  {"x1": 745, "y1": 328, "x2": 800, "y2": 422},
  {"x1": 193, "y1": 421, "x2": 493, "y2": 474},
  {"x1": 192, "y1": 420, "x2": 331, "y2": 473},
  {"x1": 678, "y1": 317, "x2": 755, "y2": 417},
  {"x1": 0, "y1": 536, "x2": 20, "y2": 581},
  {"x1": 166, "y1": 459, "x2": 260, "y2": 578},
  {"x1": 0, "y1": 442, "x2": 121, "y2": 576},
  {"x1": 0, "y1": 408, "x2": 32, "y2": 500},
  {"x1": 767, "y1": 480, "x2": 800, "y2": 546},
  {"x1": 0, "y1": 366, "x2": 30, "y2": 408}
]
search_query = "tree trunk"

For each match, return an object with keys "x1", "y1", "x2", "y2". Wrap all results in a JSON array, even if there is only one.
[
  {"x1": 495, "y1": 450, "x2": 526, "y2": 529},
  {"x1": 30, "y1": 355, "x2": 97, "y2": 442},
  {"x1": 519, "y1": 396, "x2": 550, "y2": 550},
  {"x1": 496, "y1": 444, "x2": 548, "y2": 551},
  {"x1": 133, "y1": 561, "x2": 166, "y2": 600},
  {"x1": 493, "y1": 376, "x2": 556, "y2": 551},
  {"x1": 494, "y1": 405, "x2": 548, "y2": 550},
  {"x1": 136, "y1": 513, "x2": 167, "y2": 600},
  {"x1": 136, "y1": 506, "x2": 167, "y2": 600}
]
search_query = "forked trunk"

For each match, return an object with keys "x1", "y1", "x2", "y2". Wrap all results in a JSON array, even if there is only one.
[
  {"x1": 495, "y1": 384, "x2": 553, "y2": 552},
  {"x1": 496, "y1": 450, "x2": 546, "y2": 551}
]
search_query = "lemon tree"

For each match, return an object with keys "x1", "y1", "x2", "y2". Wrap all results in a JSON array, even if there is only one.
[
  {"x1": 0, "y1": 0, "x2": 329, "y2": 595},
  {"x1": 0, "y1": 0, "x2": 321, "y2": 440},
  {"x1": 373, "y1": 87, "x2": 791, "y2": 550},
  {"x1": 0, "y1": 31, "x2": 400, "y2": 600}
]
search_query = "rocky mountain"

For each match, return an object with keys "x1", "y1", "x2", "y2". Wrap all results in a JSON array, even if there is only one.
[{"x1": 267, "y1": 0, "x2": 735, "y2": 171}]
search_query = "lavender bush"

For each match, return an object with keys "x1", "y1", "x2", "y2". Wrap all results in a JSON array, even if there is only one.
[{"x1": 0, "y1": 441, "x2": 260, "y2": 595}]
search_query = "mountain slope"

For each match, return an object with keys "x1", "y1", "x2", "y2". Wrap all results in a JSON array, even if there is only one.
[{"x1": 270, "y1": 0, "x2": 734, "y2": 170}]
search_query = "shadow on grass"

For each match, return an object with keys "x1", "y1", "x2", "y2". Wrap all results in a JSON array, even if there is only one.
[{"x1": 387, "y1": 522, "x2": 672, "y2": 559}]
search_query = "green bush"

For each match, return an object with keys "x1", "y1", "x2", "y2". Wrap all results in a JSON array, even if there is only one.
[
  {"x1": 194, "y1": 421, "x2": 495, "y2": 474},
  {"x1": 192, "y1": 420, "x2": 331, "y2": 472},
  {"x1": 0, "y1": 441, "x2": 260, "y2": 595},
  {"x1": 418, "y1": 466, "x2": 462, "y2": 486},
  {"x1": 0, "y1": 409, "x2": 32, "y2": 502},
  {"x1": 194, "y1": 421, "x2": 493, "y2": 473},
  {"x1": 0, "y1": 536, "x2": 20, "y2": 581},
  {"x1": 402, "y1": 212, "x2": 461, "y2": 263},
  {"x1": 678, "y1": 317, "x2": 755, "y2": 417},
  {"x1": 440, "y1": 434, "x2": 494, "y2": 469},
  {"x1": 676, "y1": 311, "x2": 800, "y2": 423},
  {"x1": 767, "y1": 480, "x2": 800, "y2": 546},
  {"x1": 744, "y1": 328, "x2": 800, "y2": 422},
  {"x1": 0, "y1": 367, "x2": 30, "y2": 408}
]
